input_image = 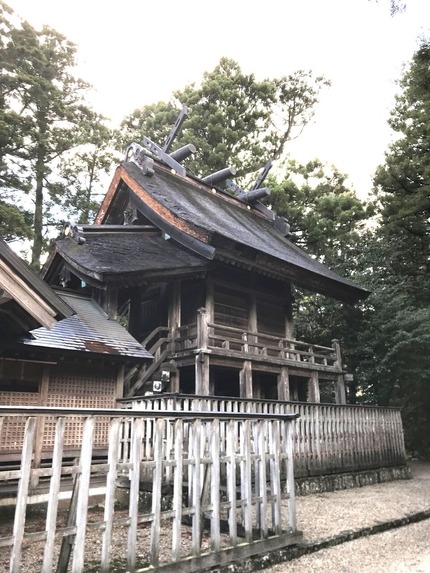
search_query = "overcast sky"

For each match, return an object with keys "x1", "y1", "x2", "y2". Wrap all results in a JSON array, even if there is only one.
[{"x1": 8, "y1": 0, "x2": 430, "y2": 198}]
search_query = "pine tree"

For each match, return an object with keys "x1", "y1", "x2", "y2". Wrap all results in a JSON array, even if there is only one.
[
  {"x1": 0, "y1": 2, "x2": 112, "y2": 266},
  {"x1": 117, "y1": 58, "x2": 329, "y2": 180}
]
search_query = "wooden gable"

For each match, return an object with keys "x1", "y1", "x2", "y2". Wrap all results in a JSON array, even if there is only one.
[{"x1": 0, "y1": 238, "x2": 73, "y2": 336}]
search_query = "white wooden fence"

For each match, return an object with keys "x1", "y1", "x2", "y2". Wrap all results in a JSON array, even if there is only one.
[
  {"x1": 0, "y1": 406, "x2": 301, "y2": 573},
  {"x1": 120, "y1": 395, "x2": 408, "y2": 477}
]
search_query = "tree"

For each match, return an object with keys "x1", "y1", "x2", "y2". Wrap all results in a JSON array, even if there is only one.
[
  {"x1": 49, "y1": 117, "x2": 117, "y2": 225},
  {"x1": 0, "y1": 199, "x2": 33, "y2": 242},
  {"x1": 268, "y1": 159, "x2": 371, "y2": 271},
  {"x1": 0, "y1": 2, "x2": 111, "y2": 268},
  {"x1": 373, "y1": 40, "x2": 430, "y2": 305},
  {"x1": 265, "y1": 160, "x2": 373, "y2": 397},
  {"x1": 117, "y1": 58, "x2": 330, "y2": 180},
  {"x1": 355, "y1": 40, "x2": 430, "y2": 456}
]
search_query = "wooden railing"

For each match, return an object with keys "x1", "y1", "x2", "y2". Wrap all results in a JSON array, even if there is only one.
[
  {"x1": 0, "y1": 406, "x2": 300, "y2": 573},
  {"x1": 120, "y1": 395, "x2": 408, "y2": 478},
  {"x1": 154, "y1": 317, "x2": 341, "y2": 371}
]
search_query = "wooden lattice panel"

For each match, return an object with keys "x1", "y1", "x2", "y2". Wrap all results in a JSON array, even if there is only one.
[
  {"x1": 0, "y1": 391, "x2": 39, "y2": 407},
  {"x1": 0, "y1": 393, "x2": 39, "y2": 452},
  {"x1": 43, "y1": 369, "x2": 117, "y2": 450}
]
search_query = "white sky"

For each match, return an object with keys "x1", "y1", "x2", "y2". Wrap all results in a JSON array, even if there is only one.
[{"x1": 7, "y1": 0, "x2": 430, "y2": 198}]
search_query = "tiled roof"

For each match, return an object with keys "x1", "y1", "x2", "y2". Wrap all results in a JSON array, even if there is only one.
[{"x1": 21, "y1": 291, "x2": 153, "y2": 362}]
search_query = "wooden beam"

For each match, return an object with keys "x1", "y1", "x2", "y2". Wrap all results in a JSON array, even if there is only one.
[{"x1": 0, "y1": 259, "x2": 58, "y2": 329}]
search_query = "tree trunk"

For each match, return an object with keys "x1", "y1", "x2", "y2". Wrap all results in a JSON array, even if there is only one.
[{"x1": 31, "y1": 147, "x2": 45, "y2": 270}]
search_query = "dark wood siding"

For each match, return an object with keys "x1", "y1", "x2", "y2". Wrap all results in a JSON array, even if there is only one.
[
  {"x1": 214, "y1": 284, "x2": 248, "y2": 330},
  {"x1": 256, "y1": 296, "x2": 285, "y2": 336}
]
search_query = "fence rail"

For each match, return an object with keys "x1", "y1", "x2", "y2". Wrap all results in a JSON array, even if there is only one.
[
  {"x1": 120, "y1": 395, "x2": 407, "y2": 477},
  {"x1": 0, "y1": 406, "x2": 300, "y2": 573}
]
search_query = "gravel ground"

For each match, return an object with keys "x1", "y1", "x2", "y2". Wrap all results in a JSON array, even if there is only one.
[
  {"x1": 265, "y1": 461, "x2": 430, "y2": 573},
  {"x1": 1, "y1": 462, "x2": 429, "y2": 572},
  {"x1": 267, "y1": 520, "x2": 430, "y2": 573}
]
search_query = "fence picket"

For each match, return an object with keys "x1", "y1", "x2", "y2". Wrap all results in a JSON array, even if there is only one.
[
  {"x1": 42, "y1": 417, "x2": 65, "y2": 573},
  {"x1": 71, "y1": 417, "x2": 95, "y2": 573},
  {"x1": 101, "y1": 418, "x2": 121, "y2": 572},
  {"x1": 10, "y1": 417, "x2": 37, "y2": 573}
]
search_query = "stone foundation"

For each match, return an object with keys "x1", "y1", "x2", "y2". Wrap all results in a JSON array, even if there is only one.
[{"x1": 294, "y1": 464, "x2": 411, "y2": 496}]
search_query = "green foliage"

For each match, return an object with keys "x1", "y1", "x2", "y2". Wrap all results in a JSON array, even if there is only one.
[
  {"x1": 49, "y1": 117, "x2": 118, "y2": 224},
  {"x1": 374, "y1": 40, "x2": 430, "y2": 304},
  {"x1": 117, "y1": 58, "x2": 330, "y2": 179},
  {"x1": 0, "y1": 199, "x2": 33, "y2": 241},
  {"x1": 355, "y1": 40, "x2": 430, "y2": 457},
  {"x1": 265, "y1": 160, "x2": 373, "y2": 397},
  {"x1": 0, "y1": 2, "x2": 113, "y2": 267},
  {"x1": 268, "y1": 159, "x2": 372, "y2": 271}
]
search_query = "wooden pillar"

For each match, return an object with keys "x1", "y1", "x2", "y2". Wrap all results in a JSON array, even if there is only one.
[
  {"x1": 332, "y1": 339, "x2": 347, "y2": 404},
  {"x1": 104, "y1": 287, "x2": 118, "y2": 320},
  {"x1": 249, "y1": 290, "x2": 257, "y2": 332},
  {"x1": 128, "y1": 287, "x2": 142, "y2": 339},
  {"x1": 195, "y1": 354, "x2": 210, "y2": 395},
  {"x1": 277, "y1": 367, "x2": 290, "y2": 401},
  {"x1": 115, "y1": 365, "x2": 124, "y2": 401},
  {"x1": 195, "y1": 308, "x2": 209, "y2": 395},
  {"x1": 170, "y1": 368, "x2": 180, "y2": 393},
  {"x1": 209, "y1": 368, "x2": 216, "y2": 395},
  {"x1": 285, "y1": 282, "x2": 294, "y2": 340},
  {"x1": 336, "y1": 376, "x2": 347, "y2": 404},
  {"x1": 205, "y1": 275, "x2": 214, "y2": 323},
  {"x1": 168, "y1": 280, "x2": 181, "y2": 353},
  {"x1": 308, "y1": 371, "x2": 320, "y2": 403},
  {"x1": 240, "y1": 361, "x2": 253, "y2": 398},
  {"x1": 248, "y1": 290, "x2": 257, "y2": 363}
]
